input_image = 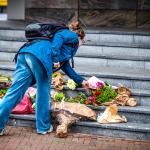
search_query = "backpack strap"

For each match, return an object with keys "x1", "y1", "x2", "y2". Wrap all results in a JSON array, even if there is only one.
[
  {"x1": 71, "y1": 58, "x2": 74, "y2": 68},
  {"x1": 65, "y1": 42, "x2": 78, "y2": 69}
]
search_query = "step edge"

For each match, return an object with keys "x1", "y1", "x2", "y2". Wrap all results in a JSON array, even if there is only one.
[
  {"x1": 88, "y1": 105, "x2": 150, "y2": 114},
  {"x1": 75, "y1": 121, "x2": 150, "y2": 133},
  {"x1": 75, "y1": 55, "x2": 150, "y2": 61},
  {"x1": 85, "y1": 43, "x2": 150, "y2": 49},
  {"x1": 0, "y1": 37, "x2": 150, "y2": 49},
  {"x1": 9, "y1": 114, "x2": 150, "y2": 133},
  {"x1": 0, "y1": 51, "x2": 150, "y2": 61},
  {"x1": 1, "y1": 28, "x2": 150, "y2": 35},
  {"x1": 1, "y1": 66, "x2": 150, "y2": 81}
]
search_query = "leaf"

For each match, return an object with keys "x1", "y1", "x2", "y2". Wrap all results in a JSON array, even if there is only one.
[{"x1": 96, "y1": 85, "x2": 117, "y2": 103}]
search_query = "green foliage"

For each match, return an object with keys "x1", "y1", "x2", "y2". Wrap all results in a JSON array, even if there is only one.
[
  {"x1": 54, "y1": 92, "x2": 65, "y2": 102},
  {"x1": 96, "y1": 84, "x2": 117, "y2": 103},
  {"x1": 64, "y1": 93, "x2": 88, "y2": 104},
  {"x1": 53, "y1": 92, "x2": 88, "y2": 104},
  {"x1": 0, "y1": 88, "x2": 8, "y2": 95}
]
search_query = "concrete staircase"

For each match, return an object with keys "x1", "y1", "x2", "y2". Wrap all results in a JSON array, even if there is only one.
[{"x1": 0, "y1": 28, "x2": 150, "y2": 140}]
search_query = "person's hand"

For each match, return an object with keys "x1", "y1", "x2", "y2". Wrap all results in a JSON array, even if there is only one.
[
  {"x1": 53, "y1": 62, "x2": 60, "y2": 68},
  {"x1": 82, "y1": 80, "x2": 89, "y2": 89}
]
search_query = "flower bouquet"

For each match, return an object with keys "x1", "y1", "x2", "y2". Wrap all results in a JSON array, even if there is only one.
[
  {"x1": 0, "y1": 76, "x2": 12, "y2": 98},
  {"x1": 52, "y1": 72, "x2": 64, "y2": 90}
]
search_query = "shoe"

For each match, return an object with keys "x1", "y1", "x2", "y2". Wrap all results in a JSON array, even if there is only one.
[
  {"x1": 37, "y1": 125, "x2": 53, "y2": 135},
  {"x1": 0, "y1": 129, "x2": 5, "y2": 136}
]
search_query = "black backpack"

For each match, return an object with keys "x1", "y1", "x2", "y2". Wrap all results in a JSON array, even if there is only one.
[{"x1": 25, "y1": 23, "x2": 69, "y2": 41}]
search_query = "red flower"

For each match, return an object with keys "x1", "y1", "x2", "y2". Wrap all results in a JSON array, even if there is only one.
[
  {"x1": 85, "y1": 100, "x2": 91, "y2": 105},
  {"x1": 94, "y1": 90, "x2": 101, "y2": 96}
]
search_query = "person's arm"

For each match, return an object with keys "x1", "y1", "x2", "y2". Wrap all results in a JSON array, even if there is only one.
[
  {"x1": 51, "y1": 33, "x2": 64, "y2": 63},
  {"x1": 61, "y1": 60, "x2": 84, "y2": 85}
]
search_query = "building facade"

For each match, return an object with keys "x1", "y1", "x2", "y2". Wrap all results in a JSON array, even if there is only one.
[{"x1": 3, "y1": 0, "x2": 150, "y2": 29}]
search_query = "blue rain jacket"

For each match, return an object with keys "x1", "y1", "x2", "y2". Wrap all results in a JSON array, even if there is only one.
[{"x1": 18, "y1": 29, "x2": 84, "y2": 84}]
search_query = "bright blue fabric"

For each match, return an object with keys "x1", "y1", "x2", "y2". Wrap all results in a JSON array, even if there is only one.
[
  {"x1": 61, "y1": 60, "x2": 84, "y2": 84},
  {"x1": 0, "y1": 54, "x2": 51, "y2": 132},
  {"x1": 19, "y1": 29, "x2": 84, "y2": 84}
]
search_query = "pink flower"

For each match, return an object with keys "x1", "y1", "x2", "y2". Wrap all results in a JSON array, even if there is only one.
[
  {"x1": 96, "y1": 82, "x2": 104, "y2": 89},
  {"x1": 88, "y1": 76, "x2": 105, "y2": 89},
  {"x1": 89, "y1": 96, "x2": 95, "y2": 102}
]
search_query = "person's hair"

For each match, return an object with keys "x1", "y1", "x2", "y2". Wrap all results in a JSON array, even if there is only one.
[{"x1": 68, "y1": 21, "x2": 85, "y2": 40}]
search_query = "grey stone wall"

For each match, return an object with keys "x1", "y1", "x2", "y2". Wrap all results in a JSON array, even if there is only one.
[
  {"x1": 137, "y1": 0, "x2": 150, "y2": 28},
  {"x1": 25, "y1": 0, "x2": 78, "y2": 24},
  {"x1": 25, "y1": 0, "x2": 150, "y2": 29}
]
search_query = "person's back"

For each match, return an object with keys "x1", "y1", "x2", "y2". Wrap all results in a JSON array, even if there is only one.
[{"x1": 19, "y1": 28, "x2": 79, "y2": 76}]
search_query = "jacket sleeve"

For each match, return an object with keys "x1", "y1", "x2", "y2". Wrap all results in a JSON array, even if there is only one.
[
  {"x1": 51, "y1": 33, "x2": 64, "y2": 63},
  {"x1": 61, "y1": 60, "x2": 84, "y2": 84}
]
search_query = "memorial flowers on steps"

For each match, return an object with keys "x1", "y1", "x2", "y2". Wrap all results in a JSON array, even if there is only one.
[
  {"x1": 0, "y1": 74, "x2": 137, "y2": 107},
  {"x1": 0, "y1": 74, "x2": 135, "y2": 138},
  {"x1": 0, "y1": 76, "x2": 12, "y2": 98}
]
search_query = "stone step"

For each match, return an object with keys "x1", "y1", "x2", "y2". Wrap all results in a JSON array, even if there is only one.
[
  {"x1": 77, "y1": 45, "x2": 150, "y2": 58},
  {"x1": 1, "y1": 61, "x2": 150, "y2": 90},
  {"x1": 89, "y1": 106, "x2": 150, "y2": 124},
  {"x1": 74, "y1": 57, "x2": 150, "y2": 70},
  {"x1": 0, "y1": 30, "x2": 25, "y2": 40},
  {"x1": 85, "y1": 32, "x2": 150, "y2": 49},
  {"x1": 1, "y1": 47, "x2": 150, "y2": 63},
  {"x1": 0, "y1": 47, "x2": 17, "y2": 53},
  {"x1": 0, "y1": 51, "x2": 16, "y2": 62},
  {"x1": 9, "y1": 106, "x2": 150, "y2": 124},
  {"x1": 72, "y1": 122, "x2": 150, "y2": 141},
  {"x1": 1, "y1": 45, "x2": 150, "y2": 62},
  {"x1": 0, "y1": 40, "x2": 25, "y2": 49},
  {"x1": 0, "y1": 29, "x2": 150, "y2": 48},
  {"x1": 8, "y1": 114, "x2": 150, "y2": 140},
  {"x1": 75, "y1": 66, "x2": 150, "y2": 90},
  {"x1": 1, "y1": 51, "x2": 150, "y2": 71},
  {"x1": 0, "y1": 35, "x2": 149, "y2": 49},
  {"x1": 0, "y1": 20, "x2": 27, "y2": 30},
  {"x1": 1, "y1": 45, "x2": 150, "y2": 58}
]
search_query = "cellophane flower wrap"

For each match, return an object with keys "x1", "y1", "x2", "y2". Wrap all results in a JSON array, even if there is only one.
[
  {"x1": 88, "y1": 76, "x2": 105, "y2": 89},
  {"x1": 26, "y1": 87, "x2": 37, "y2": 109}
]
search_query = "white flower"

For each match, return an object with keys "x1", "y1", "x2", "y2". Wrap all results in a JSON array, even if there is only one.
[
  {"x1": 26, "y1": 87, "x2": 36, "y2": 98},
  {"x1": 67, "y1": 79, "x2": 76, "y2": 90}
]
